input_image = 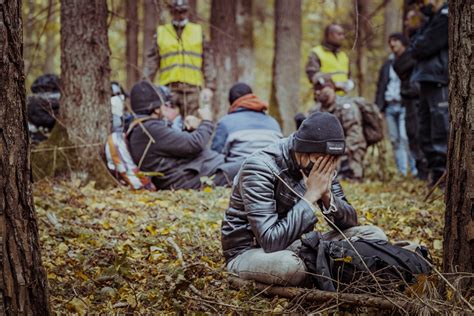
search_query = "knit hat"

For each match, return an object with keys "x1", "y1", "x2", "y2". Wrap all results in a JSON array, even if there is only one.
[
  {"x1": 130, "y1": 81, "x2": 164, "y2": 115},
  {"x1": 228, "y1": 82, "x2": 252, "y2": 104},
  {"x1": 293, "y1": 111, "x2": 345, "y2": 155}
]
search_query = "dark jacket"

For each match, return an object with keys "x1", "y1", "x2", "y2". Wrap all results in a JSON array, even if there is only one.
[
  {"x1": 393, "y1": 50, "x2": 420, "y2": 100},
  {"x1": 221, "y1": 136, "x2": 358, "y2": 263},
  {"x1": 211, "y1": 108, "x2": 282, "y2": 162},
  {"x1": 374, "y1": 59, "x2": 391, "y2": 112},
  {"x1": 128, "y1": 118, "x2": 225, "y2": 190},
  {"x1": 409, "y1": 4, "x2": 448, "y2": 84}
]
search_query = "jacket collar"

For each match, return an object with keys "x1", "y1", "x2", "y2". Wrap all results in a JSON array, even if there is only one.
[{"x1": 282, "y1": 135, "x2": 303, "y2": 180}]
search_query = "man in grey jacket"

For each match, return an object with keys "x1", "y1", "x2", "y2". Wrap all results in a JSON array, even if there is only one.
[{"x1": 221, "y1": 112, "x2": 386, "y2": 286}]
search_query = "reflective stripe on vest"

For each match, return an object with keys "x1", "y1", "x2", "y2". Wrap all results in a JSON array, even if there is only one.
[
  {"x1": 312, "y1": 45, "x2": 349, "y2": 84},
  {"x1": 157, "y1": 23, "x2": 203, "y2": 86}
]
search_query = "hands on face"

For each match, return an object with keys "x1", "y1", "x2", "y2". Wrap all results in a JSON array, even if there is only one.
[{"x1": 302, "y1": 155, "x2": 338, "y2": 204}]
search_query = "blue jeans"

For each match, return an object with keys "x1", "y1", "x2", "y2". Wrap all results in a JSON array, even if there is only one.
[{"x1": 385, "y1": 103, "x2": 416, "y2": 176}]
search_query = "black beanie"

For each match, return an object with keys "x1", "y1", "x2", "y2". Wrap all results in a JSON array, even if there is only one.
[
  {"x1": 293, "y1": 111, "x2": 345, "y2": 155},
  {"x1": 228, "y1": 82, "x2": 252, "y2": 104},
  {"x1": 130, "y1": 81, "x2": 164, "y2": 115}
]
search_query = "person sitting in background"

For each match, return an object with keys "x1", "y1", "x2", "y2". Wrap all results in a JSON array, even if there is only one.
[
  {"x1": 211, "y1": 83, "x2": 282, "y2": 162},
  {"x1": 296, "y1": 77, "x2": 367, "y2": 181},
  {"x1": 127, "y1": 81, "x2": 241, "y2": 190},
  {"x1": 27, "y1": 74, "x2": 61, "y2": 143},
  {"x1": 375, "y1": 34, "x2": 417, "y2": 177}
]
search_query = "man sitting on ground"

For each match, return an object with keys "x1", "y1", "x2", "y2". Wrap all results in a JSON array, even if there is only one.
[
  {"x1": 221, "y1": 112, "x2": 386, "y2": 286},
  {"x1": 128, "y1": 81, "x2": 241, "y2": 190},
  {"x1": 211, "y1": 83, "x2": 282, "y2": 162}
]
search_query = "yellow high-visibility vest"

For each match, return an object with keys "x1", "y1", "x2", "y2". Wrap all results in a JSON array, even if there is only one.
[
  {"x1": 312, "y1": 45, "x2": 349, "y2": 84},
  {"x1": 157, "y1": 22, "x2": 203, "y2": 86}
]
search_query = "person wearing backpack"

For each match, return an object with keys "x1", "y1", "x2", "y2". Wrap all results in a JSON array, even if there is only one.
[
  {"x1": 221, "y1": 112, "x2": 387, "y2": 286},
  {"x1": 127, "y1": 81, "x2": 241, "y2": 190},
  {"x1": 297, "y1": 77, "x2": 368, "y2": 181}
]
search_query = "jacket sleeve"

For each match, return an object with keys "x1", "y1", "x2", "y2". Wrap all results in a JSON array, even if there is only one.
[
  {"x1": 149, "y1": 120, "x2": 214, "y2": 157},
  {"x1": 143, "y1": 33, "x2": 160, "y2": 81},
  {"x1": 318, "y1": 179, "x2": 358, "y2": 230},
  {"x1": 305, "y1": 52, "x2": 321, "y2": 84},
  {"x1": 240, "y1": 158, "x2": 317, "y2": 253},
  {"x1": 410, "y1": 8, "x2": 448, "y2": 60},
  {"x1": 374, "y1": 62, "x2": 387, "y2": 111},
  {"x1": 211, "y1": 120, "x2": 228, "y2": 153}
]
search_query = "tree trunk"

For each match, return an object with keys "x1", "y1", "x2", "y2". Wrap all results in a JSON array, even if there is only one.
[
  {"x1": 270, "y1": 0, "x2": 301, "y2": 134},
  {"x1": 126, "y1": 0, "x2": 139, "y2": 89},
  {"x1": 188, "y1": 0, "x2": 197, "y2": 22},
  {"x1": 236, "y1": 0, "x2": 255, "y2": 86},
  {"x1": 60, "y1": 0, "x2": 114, "y2": 187},
  {"x1": 354, "y1": 0, "x2": 370, "y2": 97},
  {"x1": 443, "y1": 0, "x2": 473, "y2": 291},
  {"x1": 0, "y1": 1, "x2": 51, "y2": 314},
  {"x1": 42, "y1": 0, "x2": 57, "y2": 74},
  {"x1": 383, "y1": 0, "x2": 400, "y2": 52},
  {"x1": 142, "y1": 0, "x2": 160, "y2": 69},
  {"x1": 210, "y1": 0, "x2": 238, "y2": 118}
]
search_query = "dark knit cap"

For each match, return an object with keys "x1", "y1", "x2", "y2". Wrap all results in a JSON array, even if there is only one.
[
  {"x1": 228, "y1": 82, "x2": 252, "y2": 104},
  {"x1": 293, "y1": 111, "x2": 345, "y2": 155},
  {"x1": 130, "y1": 81, "x2": 164, "y2": 115},
  {"x1": 388, "y1": 32, "x2": 409, "y2": 47}
]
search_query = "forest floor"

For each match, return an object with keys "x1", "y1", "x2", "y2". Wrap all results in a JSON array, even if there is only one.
[{"x1": 33, "y1": 168, "x2": 447, "y2": 314}]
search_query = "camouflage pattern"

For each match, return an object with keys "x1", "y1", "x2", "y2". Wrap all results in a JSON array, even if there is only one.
[{"x1": 312, "y1": 96, "x2": 367, "y2": 180}]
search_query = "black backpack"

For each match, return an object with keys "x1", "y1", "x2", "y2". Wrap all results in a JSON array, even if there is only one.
[{"x1": 299, "y1": 232, "x2": 432, "y2": 292}]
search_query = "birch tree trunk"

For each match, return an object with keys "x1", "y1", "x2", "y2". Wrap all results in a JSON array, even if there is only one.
[
  {"x1": 210, "y1": 0, "x2": 238, "y2": 117},
  {"x1": 0, "y1": 1, "x2": 51, "y2": 314},
  {"x1": 443, "y1": 0, "x2": 473, "y2": 291},
  {"x1": 270, "y1": 0, "x2": 301, "y2": 134}
]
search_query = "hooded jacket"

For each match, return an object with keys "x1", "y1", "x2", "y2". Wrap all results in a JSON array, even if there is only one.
[{"x1": 221, "y1": 136, "x2": 358, "y2": 263}]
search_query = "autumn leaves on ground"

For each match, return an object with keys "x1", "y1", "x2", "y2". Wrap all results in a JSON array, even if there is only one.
[{"x1": 34, "y1": 173, "x2": 444, "y2": 314}]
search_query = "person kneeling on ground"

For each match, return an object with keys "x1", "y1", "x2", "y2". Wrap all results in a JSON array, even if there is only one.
[
  {"x1": 128, "y1": 81, "x2": 241, "y2": 190},
  {"x1": 211, "y1": 83, "x2": 282, "y2": 162},
  {"x1": 221, "y1": 112, "x2": 386, "y2": 286}
]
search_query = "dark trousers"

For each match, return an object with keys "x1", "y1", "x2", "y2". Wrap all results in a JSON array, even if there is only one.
[
  {"x1": 403, "y1": 97, "x2": 428, "y2": 179},
  {"x1": 418, "y1": 82, "x2": 449, "y2": 180}
]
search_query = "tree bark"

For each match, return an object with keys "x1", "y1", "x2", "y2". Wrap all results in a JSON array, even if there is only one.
[
  {"x1": 126, "y1": 0, "x2": 139, "y2": 89},
  {"x1": 142, "y1": 0, "x2": 160, "y2": 70},
  {"x1": 60, "y1": 0, "x2": 114, "y2": 187},
  {"x1": 236, "y1": 0, "x2": 254, "y2": 86},
  {"x1": 188, "y1": 0, "x2": 197, "y2": 22},
  {"x1": 270, "y1": 0, "x2": 301, "y2": 134},
  {"x1": 443, "y1": 0, "x2": 473, "y2": 291},
  {"x1": 383, "y1": 0, "x2": 400, "y2": 52},
  {"x1": 42, "y1": 0, "x2": 57, "y2": 74},
  {"x1": 210, "y1": 0, "x2": 238, "y2": 118},
  {"x1": 354, "y1": 0, "x2": 370, "y2": 98},
  {"x1": 0, "y1": 1, "x2": 51, "y2": 314}
]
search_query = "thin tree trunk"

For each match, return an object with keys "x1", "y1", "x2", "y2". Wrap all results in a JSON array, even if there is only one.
[
  {"x1": 0, "y1": 1, "x2": 51, "y2": 314},
  {"x1": 210, "y1": 0, "x2": 238, "y2": 118},
  {"x1": 126, "y1": 0, "x2": 139, "y2": 89},
  {"x1": 188, "y1": 0, "x2": 197, "y2": 22},
  {"x1": 443, "y1": 0, "x2": 473, "y2": 291},
  {"x1": 383, "y1": 0, "x2": 400, "y2": 52},
  {"x1": 236, "y1": 0, "x2": 255, "y2": 86},
  {"x1": 142, "y1": 0, "x2": 160, "y2": 69},
  {"x1": 60, "y1": 0, "x2": 114, "y2": 187},
  {"x1": 354, "y1": 0, "x2": 370, "y2": 97},
  {"x1": 43, "y1": 0, "x2": 57, "y2": 74},
  {"x1": 270, "y1": 0, "x2": 301, "y2": 134}
]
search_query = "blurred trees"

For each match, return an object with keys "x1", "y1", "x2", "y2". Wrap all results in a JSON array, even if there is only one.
[
  {"x1": 126, "y1": 0, "x2": 139, "y2": 89},
  {"x1": 210, "y1": 0, "x2": 238, "y2": 117},
  {"x1": 0, "y1": 1, "x2": 51, "y2": 314},
  {"x1": 142, "y1": 0, "x2": 161, "y2": 73},
  {"x1": 60, "y1": 0, "x2": 113, "y2": 185},
  {"x1": 236, "y1": 0, "x2": 255, "y2": 86},
  {"x1": 270, "y1": 0, "x2": 302, "y2": 134}
]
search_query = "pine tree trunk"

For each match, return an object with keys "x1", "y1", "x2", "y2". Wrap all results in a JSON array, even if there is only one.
[
  {"x1": 42, "y1": 0, "x2": 57, "y2": 74},
  {"x1": 270, "y1": 0, "x2": 301, "y2": 134},
  {"x1": 126, "y1": 0, "x2": 139, "y2": 89},
  {"x1": 236, "y1": 0, "x2": 254, "y2": 86},
  {"x1": 383, "y1": 0, "x2": 400, "y2": 52},
  {"x1": 142, "y1": 0, "x2": 160, "y2": 69},
  {"x1": 354, "y1": 0, "x2": 369, "y2": 97},
  {"x1": 210, "y1": 0, "x2": 238, "y2": 117},
  {"x1": 0, "y1": 1, "x2": 51, "y2": 314},
  {"x1": 443, "y1": 0, "x2": 473, "y2": 291},
  {"x1": 188, "y1": 0, "x2": 197, "y2": 22},
  {"x1": 60, "y1": 0, "x2": 114, "y2": 187}
]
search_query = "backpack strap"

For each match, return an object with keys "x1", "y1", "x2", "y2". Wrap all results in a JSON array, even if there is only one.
[{"x1": 125, "y1": 116, "x2": 154, "y2": 137}]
